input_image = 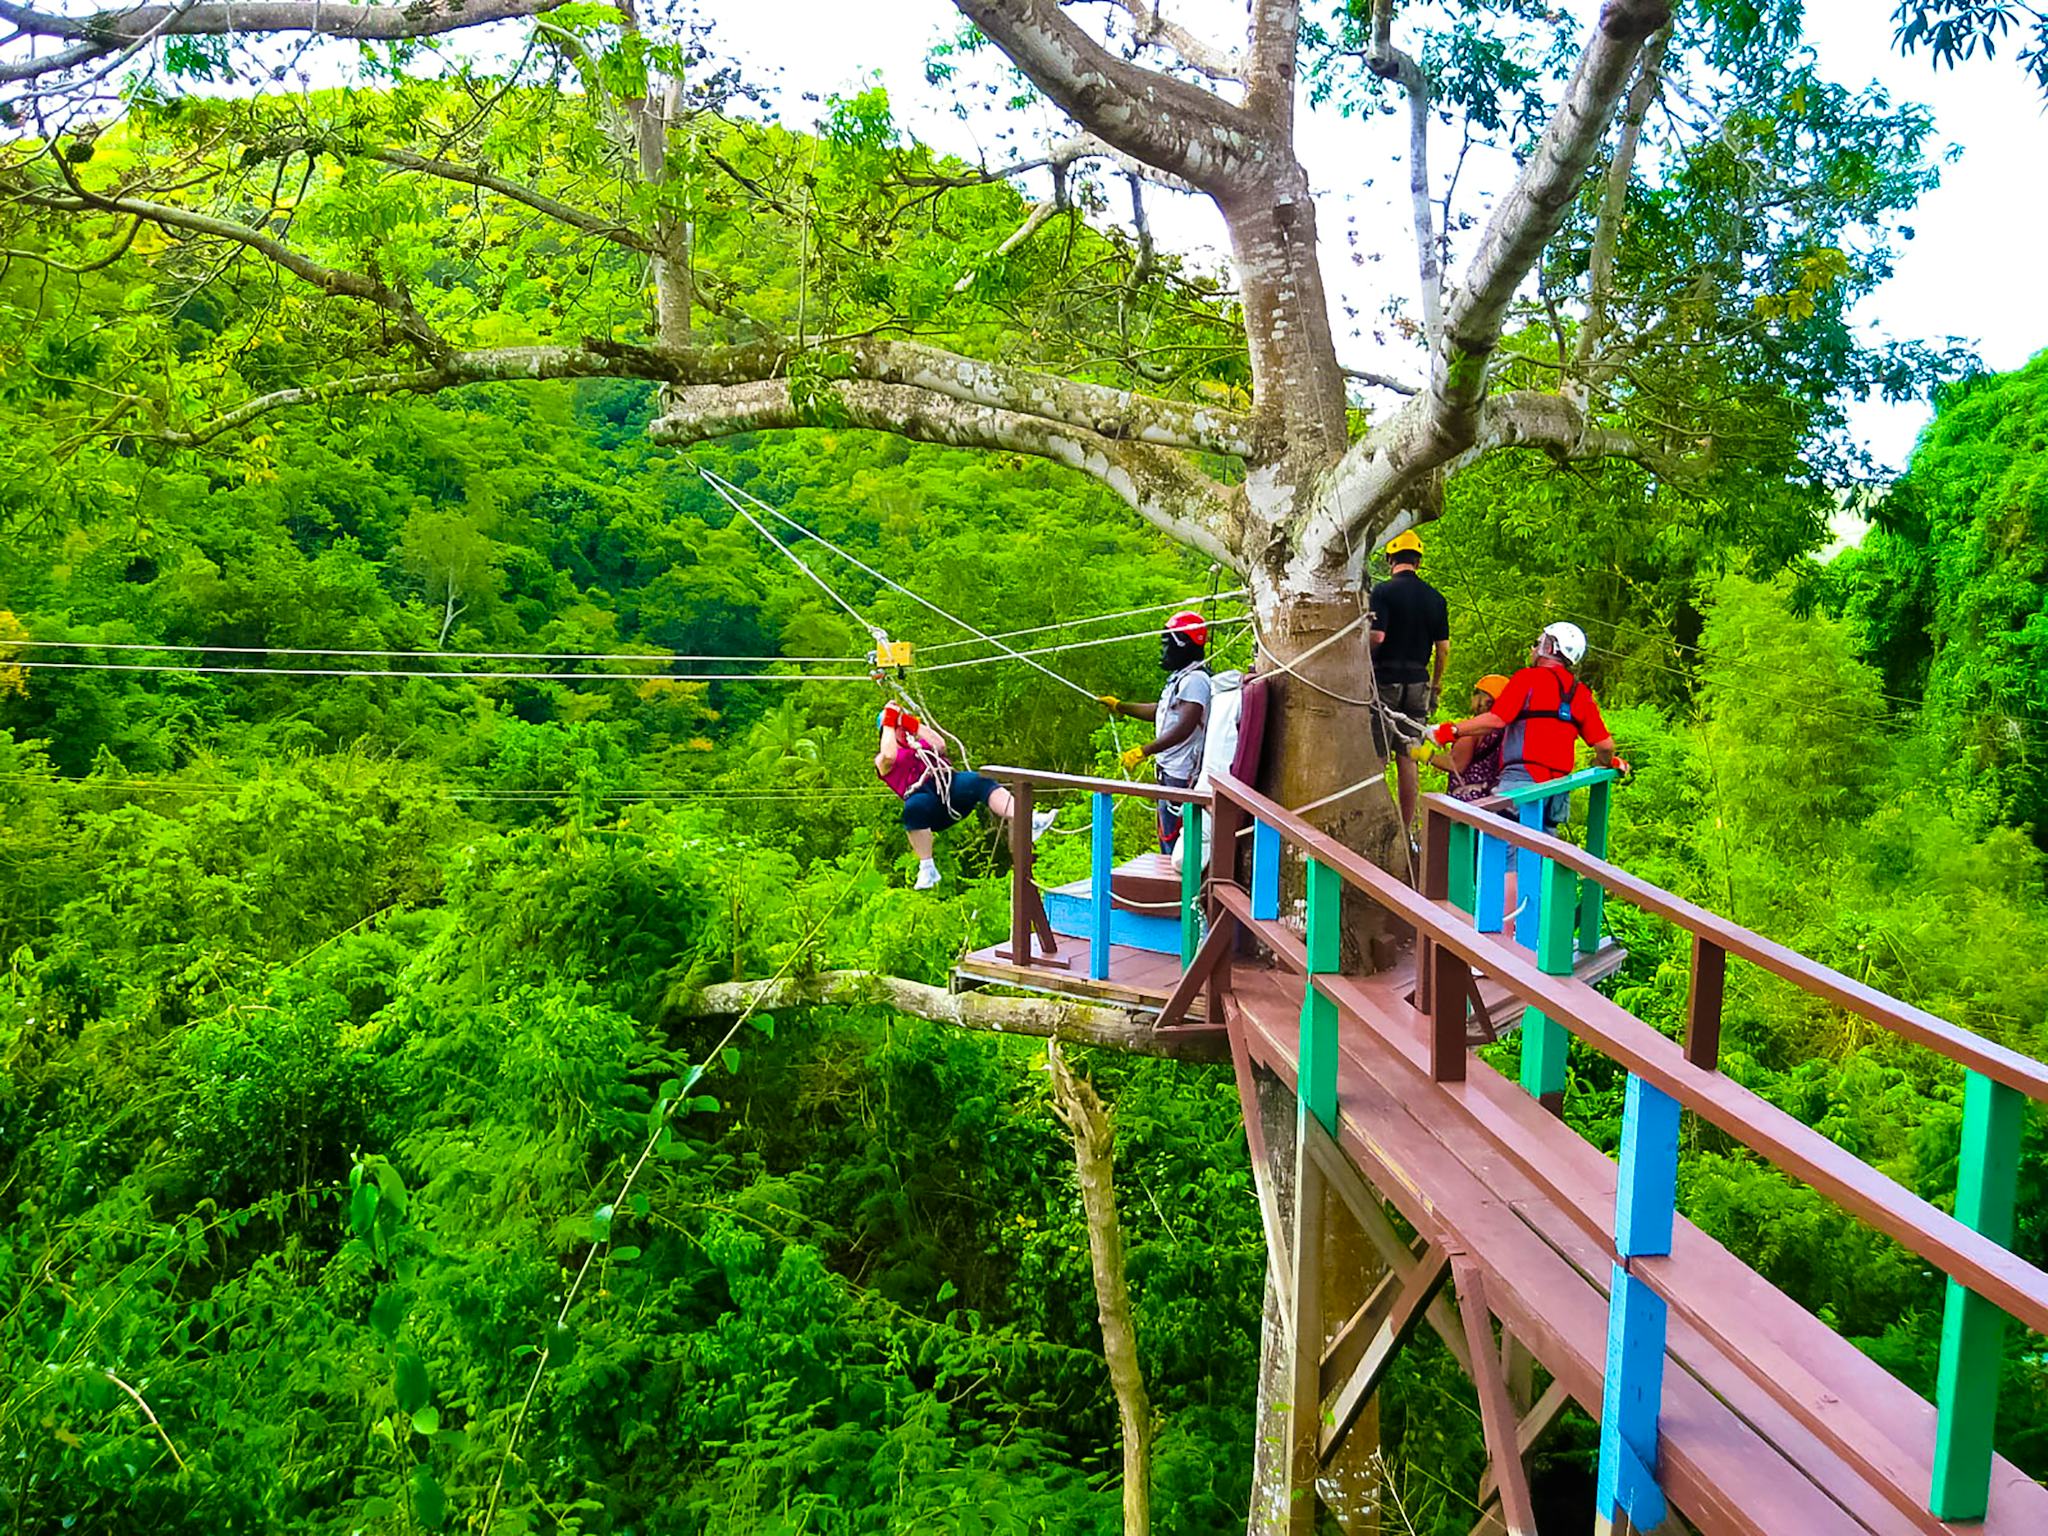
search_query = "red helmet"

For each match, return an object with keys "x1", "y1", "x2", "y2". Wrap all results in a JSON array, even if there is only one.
[{"x1": 1164, "y1": 610, "x2": 1209, "y2": 647}]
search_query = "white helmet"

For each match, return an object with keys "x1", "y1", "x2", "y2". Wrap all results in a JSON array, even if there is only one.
[{"x1": 1539, "y1": 621, "x2": 1588, "y2": 666}]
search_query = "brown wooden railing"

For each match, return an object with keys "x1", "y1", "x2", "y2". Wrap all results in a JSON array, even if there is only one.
[
  {"x1": 983, "y1": 766, "x2": 1211, "y2": 981},
  {"x1": 1206, "y1": 769, "x2": 2048, "y2": 1528}
]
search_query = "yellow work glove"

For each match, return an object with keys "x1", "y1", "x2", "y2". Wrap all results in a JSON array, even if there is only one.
[
  {"x1": 1097, "y1": 695, "x2": 1120, "y2": 712},
  {"x1": 1120, "y1": 745, "x2": 1147, "y2": 771}
]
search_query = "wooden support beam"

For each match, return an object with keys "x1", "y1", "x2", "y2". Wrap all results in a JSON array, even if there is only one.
[
  {"x1": 1154, "y1": 908, "x2": 1236, "y2": 1033},
  {"x1": 1451, "y1": 1258, "x2": 1539, "y2": 1536},
  {"x1": 1683, "y1": 935, "x2": 1725, "y2": 1070},
  {"x1": 1317, "y1": 1245, "x2": 1451, "y2": 1461},
  {"x1": 1008, "y1": 779, "x2": 1034, "y2": 968},
  {"x1": 1305, "y1": 1130, "x2": 1472, "y2": 1376},
  {"x1": 1475, "y1": 1378, "x2": 1571, "y2": 1507},
  {"x1": 1286, "y1": 1141, "x2": 1326, "y2": 1536}
]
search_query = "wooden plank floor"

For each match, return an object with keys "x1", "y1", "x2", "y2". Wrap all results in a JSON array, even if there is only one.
[
  {"x1": 955, "y1": 934, "x2": 1209, "y2": 1019},
  {"x1": 1228, "y1": 966, "x2": 2048, "y2": 1536}
]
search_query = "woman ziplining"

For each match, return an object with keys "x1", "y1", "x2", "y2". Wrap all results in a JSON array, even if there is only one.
[{"x1": 875, "y1": 701, "x2": 1055, "y2": 889}]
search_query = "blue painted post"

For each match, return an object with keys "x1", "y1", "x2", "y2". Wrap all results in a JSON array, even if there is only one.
[
  {"x1": 1299, "y1": 857, "x2": 1342, "y2": 1133},
  {"x1": 1180, "y1": 802, "x2": 1204, "y2": 968},
  {"x1": 1597, "y1": 1075, "x2": 1681, "y2": 1534},
  {"x1": 1089, "y1": 791, "x2": 1113, "y2": 982},
  {"x1": 1929, "y1": 1069, "x2": 2026, "y2": 1520},
  {"x1": 1476, "y1": 830, "x2": 1509, "y2": 933},
  {"x1": 1251, "y1": 819, "x2": 1281, "y2": 923},
  {"x1": 1513, "y1": 796, "x2": 1546, "y2": 950}
]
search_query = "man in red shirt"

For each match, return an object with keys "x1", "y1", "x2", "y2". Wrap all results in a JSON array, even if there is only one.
[{"x1": 1429, "y1": 622, "x2": 1628, "y2": 827}]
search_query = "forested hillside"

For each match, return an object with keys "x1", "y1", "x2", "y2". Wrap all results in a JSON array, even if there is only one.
[
  {"x1": 0, "y1": 5, "x2": 2045, "y2": 1528},
  {"x1": 4, "y1": 337, "x2": 2046, "y2": 1528}
]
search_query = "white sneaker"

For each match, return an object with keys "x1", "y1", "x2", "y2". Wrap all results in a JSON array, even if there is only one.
[
  {"x1": 914, "y1": 862, "x2": 942, "y2": 890},
  {"x1": 1031, "y1": 809, "x2": 1058, "y2": 844}
]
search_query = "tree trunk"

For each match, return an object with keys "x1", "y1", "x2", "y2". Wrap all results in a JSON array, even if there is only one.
[
  {"x1": 1048, "y1": 1043, "x2": 1152, "y2": 1536},
  {"x1": 1221, "y1": 183, "x2": 1349, "y2": 469},
  {"x1": 1251, "y1": 586, "x2": 1407, "y2": 970},
  {"x1": 1242, "y1": 1062, "x2": 1383, "y2": 1534},
  {"x1": 437, "y1": 586, "x2": 463, "y2": 646}
]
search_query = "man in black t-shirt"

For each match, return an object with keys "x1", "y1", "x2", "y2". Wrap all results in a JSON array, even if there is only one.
[{"x1": 1368, "y1": 530, "x2": 1450, "y2": 833}]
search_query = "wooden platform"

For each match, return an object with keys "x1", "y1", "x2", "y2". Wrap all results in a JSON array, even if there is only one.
[
  {"x1": 1228, "y1": 965, "x2": 2048, "y2": 1536},
  {"x1": 955, "y1": 896, "x2": 1626, "y2": 1034},
  {"x1": 955, "y1": 933, "x2": 1210, "y2": 1019}
]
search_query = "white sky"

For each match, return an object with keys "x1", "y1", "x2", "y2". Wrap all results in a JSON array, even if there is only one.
[{"x1": 704, "y1": 0, "x2": 2048, "y2": 474}]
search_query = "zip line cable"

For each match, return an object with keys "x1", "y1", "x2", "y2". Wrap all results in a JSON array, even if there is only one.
[
  {"x1": 699, "y1": 476, "x2": 888, "y2": 646},
  {"x1": 916, "y1": 591, "x2": 1251, "y2": 654},
  {"x1": 701, "y1": 467, "x2": 1114, "y2": 706},
  {"x1": 3, "y1": 640, "x2": 868, "y2": 665},
  {"x1": 2, "y1": 660, "x2": 875, "y2": 684}
]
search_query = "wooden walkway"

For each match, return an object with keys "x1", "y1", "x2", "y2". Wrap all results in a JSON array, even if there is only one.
[{"x1": 970, "y1": 763, "x2": 2048, "y2": 1533}]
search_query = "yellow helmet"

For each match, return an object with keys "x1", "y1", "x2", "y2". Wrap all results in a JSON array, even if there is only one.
[{"x1": 1384, "y1": 530, "x2": 1424, "y2": 558}]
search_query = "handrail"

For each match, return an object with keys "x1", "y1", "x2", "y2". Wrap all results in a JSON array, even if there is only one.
[
  {"x1": 982, "y1": 765, "x2": 1213, "y2": 807},
  {"x1": 1422, "y1": 790, "x2": 2048, "y2": 1106},
  {"x1": 1212, "y1": 769, "x2": 2048, "y2": 1341},
  {"x1": 1490, "y1": 763, "x2": 1620, "y2": 805}
]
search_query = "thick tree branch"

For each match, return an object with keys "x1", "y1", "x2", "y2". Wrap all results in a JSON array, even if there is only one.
[
  {"x1": 28, "y1": 183, "x2": 435, "y2": 342},
  {"x1": 955, "y1": 0, "x2": 1267, "y2": 195},
  {"x1": 675, "y1": 970, "x2": 1229, "y2": 1060},
  {"x1": 1576, "y1": 23, "x2": 1670, "y2": 379},
  {"x1": 1368, "y1": 0, "x2": 1441, "y2": 352},
  {"x1": 1442, "y1": 0, "x2": 1672, "y2": 404},
  {"x1": 351, "y1": 144, "x2": 654, "y2": 253},
  {"x1": 154, "y1": 343, "x2": 677, "y2": 444},
  {"x1": 652, "y1": 376, "x2": 1243, "y2": 569},
  {"x1": 1046, "y1": 1040, "x2": 1155, "y2": 1531},
  {"x1": 0, "y1": 0, "x2": 569, "y2": 78},
  {"x1": 1464, "y1": 388, "x2": 1708, "y2": 481},
  {"x1": 1245, "y1": 0, "x2": 1302, "y2": 130},
  {"x1": 1100, "y1": 0, "x2": 1243, "y2": 81},
  {"x1": 1301, "y1": 0, "x2": 1674, "y2": 577}
]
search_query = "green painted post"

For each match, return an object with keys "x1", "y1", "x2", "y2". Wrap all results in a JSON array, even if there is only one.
[
  {"x1": 1299, "y1": 856, "x2": 1342, "y2": 1133},
  {"x1": 1448, "y1": 821, "x2": 1477, "y2": 916},
  {"x1": 1520, "y1": 855, "x2": 1579, "y2": 1109},
  {"x1": 1579, "y1": 778, "x2": 1612, "y2": 956},
  {"x1": 1180, "y1": 802, "x2": 1204, "y2": 968},
  {"x1": 1930, "y1": 1070, "x2": 2026, "y2": 1520}
]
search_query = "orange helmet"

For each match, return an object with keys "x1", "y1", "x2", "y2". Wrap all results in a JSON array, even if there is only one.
[
  {"x1": 1164, "y1": 610, "x2": 1209, "y2": 647},
  {"x1": 1476, "y1": 673, "x2": 1513, "y2": 702}
]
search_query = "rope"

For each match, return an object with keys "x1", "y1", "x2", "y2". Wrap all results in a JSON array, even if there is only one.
[
  {"x1": 701, "y1": 475, "x2": 886, "y2": 645},
  {"x1": 700, "y1": 468, "x2": 1107, "y2": 705},
  {"x1": 2, "y1": 660, "x2": 871, "y2": 684},
  {"x1": 4, "y1": 640, "x2": 866, "y2": 664},
  {"x1": 917, "y1": 618, "x2": 1251, "y2": 674},
  {"x1": 917, "y1": 592, "x2": 1249, "y2": 654}
]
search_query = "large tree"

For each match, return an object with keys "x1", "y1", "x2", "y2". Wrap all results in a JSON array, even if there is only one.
[{"x1": 0, "y1": 0, "x2": 1941, "y2": 879}]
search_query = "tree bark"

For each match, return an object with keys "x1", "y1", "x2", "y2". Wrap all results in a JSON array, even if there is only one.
[
  {"x1": 1047, "y1": 1042, "x2": 1153, "y2": 1536},
  {"x1": 674, "y1": 970, "x2": 1229, "y2": 1061}
]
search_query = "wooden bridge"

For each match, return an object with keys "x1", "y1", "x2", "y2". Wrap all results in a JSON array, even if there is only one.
[{"x1": 956, "y1": 764, "x2": 2048, "y2": 1534}]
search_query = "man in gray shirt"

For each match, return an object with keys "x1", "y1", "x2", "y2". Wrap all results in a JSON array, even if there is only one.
[{"x1": 1102, "y1": 611, "x2": 1212, "y2": 853}]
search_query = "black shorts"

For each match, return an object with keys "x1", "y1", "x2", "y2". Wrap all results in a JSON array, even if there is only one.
[
  {"x1": 902, "y1": 770, "x2": 999, "y2": 832},
  {"x1": 1371, "y1": 678, "x2": 1433, "y2": 756}
]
